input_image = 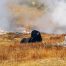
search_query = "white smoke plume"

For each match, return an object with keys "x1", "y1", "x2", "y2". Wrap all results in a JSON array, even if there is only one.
[{"x1": 0, "y1": 0, "x2": 66, "y2": 34}]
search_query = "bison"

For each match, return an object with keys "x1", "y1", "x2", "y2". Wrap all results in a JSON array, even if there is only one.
[{"x1": 20, "y1": 30, "x2": 42, "y2": 43}]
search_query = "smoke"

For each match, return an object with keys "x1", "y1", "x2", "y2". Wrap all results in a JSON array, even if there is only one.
[
  {"x1": 51, "y1": 1, "x2": 66, "y2": 26},
  {"x1": 0, "y1": 0, "x2": 66, "y2": 34},
  {"x1": 0, "y1": 0, "x2": 9, "y2": 31},
  {"x1": 51, "y1": 0, "x2": 66, "y2": 34}
]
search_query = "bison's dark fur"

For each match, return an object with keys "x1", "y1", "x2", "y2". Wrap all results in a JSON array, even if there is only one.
[{"x1": 20, "y1": 30, "x2": 42, "y2": 43}]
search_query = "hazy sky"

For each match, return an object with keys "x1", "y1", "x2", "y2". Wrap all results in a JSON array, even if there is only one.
[{"x1": 0, "y1": 0, "x2": 66, "y2": 34}]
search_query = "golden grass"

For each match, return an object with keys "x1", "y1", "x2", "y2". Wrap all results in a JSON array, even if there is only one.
[
  {"x1": 0, "y1": 42, "x2": 66, "y2": 62},
  {"x1": 0, "y1": 33, "x2": 66, "y2": 66},
  {"x1": 0, "y1": 58, "x2": 66, "y2": 66},
  {"x1": 0, "y1": 42, "x2": 66, "y2": 66}
]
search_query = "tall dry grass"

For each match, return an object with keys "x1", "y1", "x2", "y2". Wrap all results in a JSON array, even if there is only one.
[
  {"x1": 0, "y1": 33, "x2": 66, "y2": 66},
  {"x1": 0, "y1": 42, "x2": 66, "y2": 62}
]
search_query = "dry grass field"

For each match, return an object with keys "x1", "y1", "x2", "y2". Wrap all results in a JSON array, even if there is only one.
[{"x1": 0, "y1": 33, "x2": 66, "y2": 66}]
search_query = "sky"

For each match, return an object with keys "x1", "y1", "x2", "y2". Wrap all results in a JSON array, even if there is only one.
[{"x1": 0, "y1": 0, "x2": 66, "y2": 34}]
